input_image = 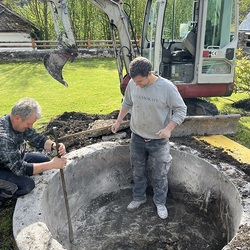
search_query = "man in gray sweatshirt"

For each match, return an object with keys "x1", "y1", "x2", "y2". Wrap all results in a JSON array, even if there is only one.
[{"x1": 112, "y1": 56, "x2": 187, "y2": 219}]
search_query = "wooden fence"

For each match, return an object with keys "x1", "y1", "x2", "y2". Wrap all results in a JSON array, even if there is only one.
[
  {"x1": 1, "y1": 35, "x2": 249, "y2": 52},
  {"x1": 0, "y1": 38, "x2": 139, "y2": 50}
]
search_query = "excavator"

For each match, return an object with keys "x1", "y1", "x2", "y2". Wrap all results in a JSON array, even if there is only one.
[{"x1": 44, "y1": 0, "x2": 241, "y2": 136}]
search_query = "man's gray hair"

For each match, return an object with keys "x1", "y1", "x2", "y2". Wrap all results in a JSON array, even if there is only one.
[{"x1": 11, "y1": 97, "x2": 42, "y2": 120}]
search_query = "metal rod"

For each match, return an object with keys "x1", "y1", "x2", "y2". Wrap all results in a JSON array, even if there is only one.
[{"x1": 53, "y1": 127, "x2": 74, "y2": 244}]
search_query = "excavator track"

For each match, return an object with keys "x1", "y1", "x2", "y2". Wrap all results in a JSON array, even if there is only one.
[{"x1": 184, "y1": 98, "x2": 219, "y2": 116}]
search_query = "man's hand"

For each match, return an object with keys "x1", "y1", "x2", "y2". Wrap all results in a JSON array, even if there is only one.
[
  {"x1": 51, "y1": 156, "x2": 67, "y2": 169},
  {"x1": 111, "y1": 121, "x2": 121, "y2": 134},
  {"x1": 156, "y1": 128, "x2": 171, "y2": 139},
  {"x1": 45, "y1": 140, "x2": 66, "y2": 155},
  {"x1": 53, "y1": 142, "x2": 66, "y2": 156},
  {"x1": 111, "y1": 108, "x2": 129, "y2": 134},
  {"x1": 33, "y1": 156, "x2": 67, "y2": 174},
  {"x1": 156, "y1": 121, "x2": 177, "y2": 139}
]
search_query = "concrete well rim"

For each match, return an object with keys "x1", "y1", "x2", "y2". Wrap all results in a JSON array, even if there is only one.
[{"x1": 13, "y1": 141, "x2": 250, "y2": 250}]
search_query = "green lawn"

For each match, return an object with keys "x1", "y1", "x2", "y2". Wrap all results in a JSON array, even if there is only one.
[
  {"x1": 1, "y1": 58, "x2": 249, "y2": 148},
  {"x1": 209, "y1": 94, "x2": 250, "y2": 148},
  {"x1": 0, "y1": 58, "x2": 123, "y2": 249},
  {"x1": 0, "y1": 58, "x2": 123, "y2": 131}
]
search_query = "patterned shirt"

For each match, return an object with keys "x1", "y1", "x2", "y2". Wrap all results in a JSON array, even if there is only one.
[{"x1": 0, "y1": 114, "x2": 47, "y2": 176}]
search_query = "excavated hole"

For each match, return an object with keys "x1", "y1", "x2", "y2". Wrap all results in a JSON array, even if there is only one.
[
  {"x1": 38, "y1": 143, "x2": 242, "y2": 250},
  {"x1": 13, "y1": 111, "x2": 250, "y2": 249},
  {"x1": 66, "y1": 188, "x2": 227, "y2": 250}
]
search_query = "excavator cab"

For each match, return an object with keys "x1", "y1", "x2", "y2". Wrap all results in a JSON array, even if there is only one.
[{"x1": 141, "y1": 0, "x2": 238, "y2": 103}]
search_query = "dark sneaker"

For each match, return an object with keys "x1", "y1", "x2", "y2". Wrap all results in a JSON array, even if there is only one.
[
  {"x1": 0, "y1": 189, "x2": 14, "y2": 199},
  {"x1": 127, "y1": 199, "x2": 147, "y2": 211},
  {"x1": 156, "y1": 205, "x2": 168, "y2": 219}
]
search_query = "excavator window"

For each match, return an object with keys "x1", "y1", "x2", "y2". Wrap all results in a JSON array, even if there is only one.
[
  {"x1": 160, "y1": 0, "x2": 195, "y2": 83},
  {"x1": 204, "y1": 0, "x2": 236, "y2": 49},
  {"x1": 202, "y1": 0, "x2": 236, "y2": 75},
  {"x1": 143, "y1": 0, "x2": 193, "y2": 63},
  {"x1": 162, "y1": 0, "x2": 193, "y2": 49}
]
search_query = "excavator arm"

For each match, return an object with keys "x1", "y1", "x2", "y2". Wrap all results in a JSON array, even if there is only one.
[
  {"x1": 89, "y1": 0, "x2": 137, "y2": 85},
  {"x1": 45, "y1": 0, "x2": 136, "y2": 87},
  {"x1": 44, "y1": 0, "x2": 78, "y2": 87}
]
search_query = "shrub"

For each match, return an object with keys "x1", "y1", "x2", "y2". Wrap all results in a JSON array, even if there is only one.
[{"x1": 234, "y1": 49, "x2": 250, "y2": 95}]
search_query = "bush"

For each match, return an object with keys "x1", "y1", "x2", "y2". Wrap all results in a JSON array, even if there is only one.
[{"x1": 234, "y1": 49, "x2": 250, "y2": 95}]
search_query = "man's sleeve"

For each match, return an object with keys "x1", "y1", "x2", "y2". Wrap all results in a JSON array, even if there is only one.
[
  {"x1": 122, "y1": 80, "x2": 133, "y2": 110},
  {"x1": 168, "y1": 84, "x2": 187, "y2": 125},
  {"x1": 24, "y1": 128, "x2": 47, "y2": 149},
  {"x1": 0, "y1": 137, "x2": 33, "y2": 176}
]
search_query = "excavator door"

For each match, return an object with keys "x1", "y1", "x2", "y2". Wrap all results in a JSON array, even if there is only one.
[{"x1": 197, "y1": 0, "x2": 238, "y2": 85}]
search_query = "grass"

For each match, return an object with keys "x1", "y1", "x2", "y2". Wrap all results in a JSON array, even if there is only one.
[
  {"x1": 0, "y1": 58, "x2": 123, "y2": 130},
  {"x1": 0, "y1": 58, "x2": 249, "y2": 249},
  {"x1": 0, "y1": 200, "x2": 16, "y2": 250},
  {"x1": 209, "y1": 94, "x2": 250, "y2": 148},
  {"x1": 0, "y1": 58, "x2": 123, "y2": 250}
]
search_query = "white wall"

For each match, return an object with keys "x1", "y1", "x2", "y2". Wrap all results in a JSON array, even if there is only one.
[{"x1": 0, "y1": 32, "x2": 34, "y2": 51}]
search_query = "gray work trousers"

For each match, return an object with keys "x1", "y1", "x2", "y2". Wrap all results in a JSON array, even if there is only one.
[{"x1": 130, "y1": 133, "x2": 172, "y2": 205}]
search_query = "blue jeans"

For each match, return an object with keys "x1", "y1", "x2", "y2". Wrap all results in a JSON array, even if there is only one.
[
  {"x1": 130, "y1": 133, "x2": 172, "y2": 205},
  {"x1": 0, "y1": 152, "x2": 50, "y2": 197}
]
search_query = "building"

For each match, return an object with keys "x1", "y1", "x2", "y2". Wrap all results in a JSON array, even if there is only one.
[{"x1": 0, "y1": 3, "x2": 39, "y2": 50}]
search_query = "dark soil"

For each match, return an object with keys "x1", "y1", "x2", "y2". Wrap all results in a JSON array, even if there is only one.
[
  {"x1": 42, "y1": 110, "x2": 250, "y2": 179},
  {"x1": 171, "y1": 137, "x2": 250, "y2": 178},
  {"x1": 42, "y1": 110, "x2": 131, "y2": 151},
  {"x1": 232, "y1": 98, "x2": 250, "y2": 111}
]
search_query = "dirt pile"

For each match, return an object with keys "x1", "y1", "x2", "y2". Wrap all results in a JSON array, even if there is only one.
[
  {"x1": 232, "y1": 98, "x2": 250, "y2": 111},
  {"x1": 42, "y1": 109, "x2": 250, "y2": 179}
]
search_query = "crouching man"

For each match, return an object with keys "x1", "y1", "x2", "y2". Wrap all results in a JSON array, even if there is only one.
[{"x1": 0, "y1": 97, "x2": 67, "y2": 206}]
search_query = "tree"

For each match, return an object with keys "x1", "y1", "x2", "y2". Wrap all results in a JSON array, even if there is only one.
[
  {"x1": 239, "y1": 1, "x2": 250, "y2": 23},
  {"x1": 3, "y1": 0, "x2": 249, "y2": 41},
  {"x1": 66, "y1": 0, "x2": 110, "y2": 40},
  {"x1": 4, "y1": 0, "x2": 146, "y2": 41}
]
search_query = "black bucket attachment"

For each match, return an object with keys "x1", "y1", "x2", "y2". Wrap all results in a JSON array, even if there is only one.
[{"x1": 44, "y1": 45, "x2": 78, "y2": 87}]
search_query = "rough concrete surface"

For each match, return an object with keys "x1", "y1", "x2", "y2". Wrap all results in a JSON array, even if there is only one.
[{"x1": 13, "y1": 141, "x2": 250, "y2": 250}]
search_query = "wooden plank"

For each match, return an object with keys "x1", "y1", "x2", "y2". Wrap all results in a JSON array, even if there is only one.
[{"x1": 58, "y1": 120, "x2": 130, "y2": 141}]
